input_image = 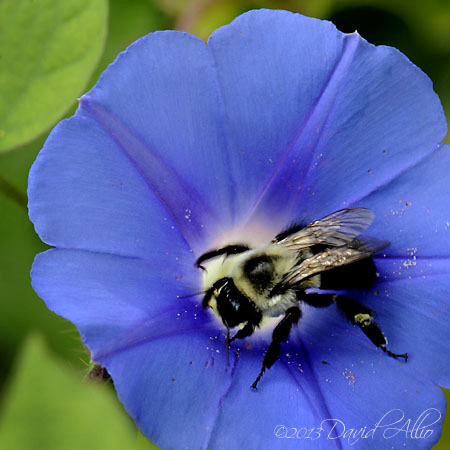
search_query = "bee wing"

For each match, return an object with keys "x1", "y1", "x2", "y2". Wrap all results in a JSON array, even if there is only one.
[
  {"x1": 277, "y1": 208, "x2": 375, "y2": 250},
  {"x1": 282, "y1": 236, "x2": 389, "y2": 286}
]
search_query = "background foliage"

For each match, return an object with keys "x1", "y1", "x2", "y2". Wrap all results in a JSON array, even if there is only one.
[{"x1": 0, "y1": 0, "x2": 449, "y2": 448}]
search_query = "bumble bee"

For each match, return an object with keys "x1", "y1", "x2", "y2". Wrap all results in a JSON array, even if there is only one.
[{"x1": 196, "y1": 208, "x2": 408, "y2": 389}]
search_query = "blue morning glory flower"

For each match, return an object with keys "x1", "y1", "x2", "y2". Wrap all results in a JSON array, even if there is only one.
[{"x1": 28, "y1": 9, "x2": 450, "y2": 450}]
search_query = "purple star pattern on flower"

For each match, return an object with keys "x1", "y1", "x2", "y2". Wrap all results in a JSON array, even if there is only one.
[{"x1": 29, "y1": 9, "x2": 450, "y2": 450}]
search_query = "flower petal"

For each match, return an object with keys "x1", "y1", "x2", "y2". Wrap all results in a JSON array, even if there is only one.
[
  {"x1": 32, "y1": 249, "x2": 238, "y2": 450},
  {"x1": 78, "y1": 30, "x2": 242, "y2": 250},
  {"x1": 209, "y1": 315, "x2": 445, "y2": 449},
  {"x1": 28, "y1": 114, "x2": 200, "y2": 257},
  {"x1": 31, "y1": 248, "x2": 212, "y2": 359},
  {"x1": 208, "y1": 10, "x2": 446, "y2": 230},
  {"x1": 28, "y1": 30, "x2": 242, "y2": 254},
  {"x1": 208, "y1": 352, "x2": 342, "y2": 450},
  {"x1": 294, "y1": 314, "x2": 445, "y2": 450},
  {"x1": 354, "y1": 256, "x2": 450, "y2": 387},
  {"x1": 208, "y1": 10, "x2": 345, "y2": 230},
  {"x1": 104, "y1": 335, "x2": 235, "y2": 450},
  {"x1": 357, "y1": 144, "x2": 450, "y2": 257},
  {"x1": 328, "y1": 146, "x2": 450, "y2": 386}
]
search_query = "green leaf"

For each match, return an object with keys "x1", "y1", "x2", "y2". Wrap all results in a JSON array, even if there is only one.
[
  {"x1": 0, "y1": 334, "x2": 160, "y2": 450},
  {"x1": 0, "y1": 0, "x2": 108, "y2": 152},
  {"x1": 0, "y1": 133, "x2": 93, "y2": 391}
]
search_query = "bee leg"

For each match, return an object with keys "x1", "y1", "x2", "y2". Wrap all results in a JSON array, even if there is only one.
[
  {"x1": 201, "y1": 285, "x2": 215, "y2": 309},
  {"x1": 225, "y1": 328, "x2": 231, "y2": 365},
  {"x1": 227, "y1": 321, "x2": 259, "y2": 367},
  {"x1": 251, "y1": 306, "x2": 301, "y2": 390},
  {"x1": 301, "y1": 293, "x2": 337, "y2": 307},
  {"x1": 195, "y1": 244, "x2": 250, "y2": 270},
  {"x1": 335, "y1": 296, "x2": 408, "y2": 361},
  {"x1": 228, "y1": 321, "x2": 255, "y2": 345}
]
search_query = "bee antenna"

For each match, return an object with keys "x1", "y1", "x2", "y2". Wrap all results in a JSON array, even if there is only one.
[{"x1": 176, "y1": 290, "x2": 207, "y2": 299}]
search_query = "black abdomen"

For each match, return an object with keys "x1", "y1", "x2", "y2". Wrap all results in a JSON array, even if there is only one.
[{"x1": 320, "y1": 257, "x2": 377, "y2": 290}]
